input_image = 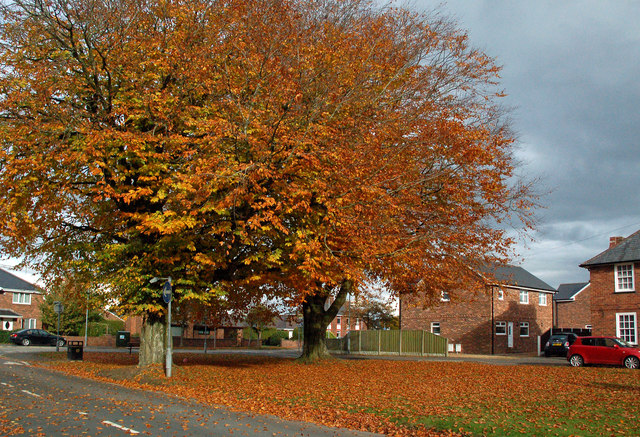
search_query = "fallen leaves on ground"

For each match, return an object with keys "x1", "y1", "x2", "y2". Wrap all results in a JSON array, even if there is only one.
[{"x1": 39, "y1": 353, "x2": 640, "y2": 436}]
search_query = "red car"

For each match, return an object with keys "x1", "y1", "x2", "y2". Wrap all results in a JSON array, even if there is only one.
[{"x1": 567, "y1": 336, "x2": 640, "y2": 369}]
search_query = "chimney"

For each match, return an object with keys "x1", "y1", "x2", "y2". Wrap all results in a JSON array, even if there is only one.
[{"x1": 609, "y1": 236, "x2": 625, "y2": 249}]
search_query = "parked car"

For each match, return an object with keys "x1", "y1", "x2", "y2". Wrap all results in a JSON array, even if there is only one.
[
  {"x1": 9, "y1": 329, "x2": 66, "y2": 347},
  {"x1": 544, "y1": 332, "x2": 578, "y2": 357},
  {"x1": 567, "y1": 336, "x2": 640, "y2": 369}
]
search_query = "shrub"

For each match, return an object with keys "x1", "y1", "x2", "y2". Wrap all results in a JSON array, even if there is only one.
[
  {"x1": 0, "y1": 330, "x2": 17, "y2": 344},
  {"x1": 264, "y1": 330, "x2": 291, "y2": 346}
]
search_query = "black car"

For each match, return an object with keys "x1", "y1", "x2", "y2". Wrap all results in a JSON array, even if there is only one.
[
  {"x1": 9, "y1": 329, "x2": 66, "y2": 347},
  {"x1": 544, "y1": 333, "x2": 578, "y2": 357}
]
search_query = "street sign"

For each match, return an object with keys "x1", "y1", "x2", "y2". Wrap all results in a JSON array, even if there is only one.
[
  {"x1": 54, "y1": 302, "x2": 64, "y2": 314},
  {"x1": 162, "y1": 280, "x2": 172, "y2": 304}
]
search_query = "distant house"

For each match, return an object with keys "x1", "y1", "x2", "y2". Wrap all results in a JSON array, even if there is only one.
[
  {"x1": 273, "y1": 314, "x2": 301, "y2": 339},
  {"x1": 401, "y1": 264, "x2": 556, "y2": 354},
  {"x1": 326, "y1": 302, "x2": 365, "y2": 338},
  {"x1": 580, "y1": 232, "x2": 640, "y2": 345},
  {"x1": 124, "y1": 313, "x2": 250, "y2": 347},
  {"x1": 0, "y1": 268, "x2": 44, "y2": 331},
  {"x1": 554, "y1": 282, "x2": 591, "y2": 330}
]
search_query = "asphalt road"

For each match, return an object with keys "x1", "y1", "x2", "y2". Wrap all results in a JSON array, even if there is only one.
[{"x1": 0, "y1": 348, "x2": 380, "y2": 437}]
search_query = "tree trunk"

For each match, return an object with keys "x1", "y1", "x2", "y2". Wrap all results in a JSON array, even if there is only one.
[
  {"x1": 138, "y1": 314, "x2": 166, "y2": 367},
  {"x1": 299, "y1": 280, "x2": 352, "y2": 363}
]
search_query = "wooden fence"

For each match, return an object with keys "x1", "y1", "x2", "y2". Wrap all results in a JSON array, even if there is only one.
[{"x1": 326, "y1": 330, "x2": 448, "y2": 357}]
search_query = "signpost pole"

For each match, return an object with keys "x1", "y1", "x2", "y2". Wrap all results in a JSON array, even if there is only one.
[
  {"x1": 163, "y1": 278, "x2": 173, "y2": 378},
  {"x1": 54, "y1": 301, "x2": 63, "y2": 352}
]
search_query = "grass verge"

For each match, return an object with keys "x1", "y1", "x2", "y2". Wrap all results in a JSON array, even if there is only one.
[{"x1": 35, "y1": 352, "x2": 640, "y2": 436}]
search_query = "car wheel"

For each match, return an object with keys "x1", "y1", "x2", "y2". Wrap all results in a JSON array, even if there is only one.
[
  {"x1": 569, "y1": 354, "x2": 584, "y2": 367},
  {"x1": 21, "y1": 338, "x2": 30, "y2": 346},
  {"x1": 56, "y1": 339, "x2": 65, "y2": 347},
  {"x1": 623, "y1": 356, "x2": 639, "y2": 369}
]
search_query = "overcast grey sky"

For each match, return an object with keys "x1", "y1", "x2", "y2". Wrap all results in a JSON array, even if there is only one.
[
  {"x1": 407, "y1": 0, "x2": 640, "y2": 287},
  {"x1": 3, "y1": 1, "x2": 640, "y2": 290}
]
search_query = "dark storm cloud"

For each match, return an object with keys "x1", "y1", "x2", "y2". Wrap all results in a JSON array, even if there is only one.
[{"x1": 410, "y1": 0, "x2": 640, "y2": 286}]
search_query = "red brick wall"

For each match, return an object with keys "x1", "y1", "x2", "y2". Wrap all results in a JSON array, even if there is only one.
[
  {"x1": 0, "y1": 291, "x2": 44, "y2": 330},
  {"x1": 401, "y1": 286, "x2": 553, "y2": 355},
  {"x1": 327, "y1": 314, "x2": 365, "y2": 338},
  {"x1": 555, "y1": 286, "x2": 591, "y2": 329},
  {"x1": 124, "y1": 315, "x2": 143, "y2": 335},
  {"x1": 401, "y1": 288, "x2": 492, "y2": 354},
  {"x1": 588, "y1": 263, "x2": 640, "y2": 337},
  {"x1": 65, "y1": 335, "x2": 116, "y2": 347}
]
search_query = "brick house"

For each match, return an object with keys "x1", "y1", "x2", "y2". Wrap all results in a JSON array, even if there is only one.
[
  {"x1": 401, "y1": 264, "x2": 555, "y2": 354},
  {"x1": 580, "y1": 232, "x2": 640, "y2": 345},
  {"x1": 326, "y1": 305, "x2": 364, "y2": 338},
  {"x1": 0, "y1": 268, "x2": 44, "y2": 331},
  {"x1": 553, "y1": 282, "x2": 591, "y2": 330}
]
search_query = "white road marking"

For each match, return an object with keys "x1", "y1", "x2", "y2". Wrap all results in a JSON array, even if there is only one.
[
  {"x1": 1, "y1": 382, "x2": 14, "y2": 387},
  {"x1": 79, "y1": 411, "x2": 88, "y2": 416},
  {"x1": 3, "y1": 361, "x2": 30, "y2": 366},
  {"x1": 102, "y1": 420, "x2": 140, "y2": 435},
  {"x1": 21, "y1": 389, "x2": 42, "y2": 398}
]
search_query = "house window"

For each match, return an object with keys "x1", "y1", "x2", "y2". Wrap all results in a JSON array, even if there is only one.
[
  {"x1": 336, "y1": 330, "x2": 341, "y2": 338},
  {"x1": 25, "y1": 319, "x2": 36, "y2": 329},
  {"x1": 431, "y1": 322, "x2": 441, "y2": 335},
  {"x1": 615, "y1": 264, "x2": 634, "y2": 292},
  {"x1": 538, "y1": 293, "x2": 547, "y2": 306},
  {"x1": 519, "y1": 290, "x2": 529, "y2": 304},
  {"x1": 617, "y1": 313, "x2": 637, "y2": 344},
  {"x1": 495, "y1": 321, "x2": 506, "y2": 335},
  {"x1": 441, "y1": 291, "x2": 450, "y2": 302},
  {"x1": 12, "y1": 292, "x2": 31, "y2": 305},
  {"x1": 497, "y1": 289, "x2": 504, "y2": 300},
  {"x1": 519, "y1": 322, "x2": 530, "y2": 337},
  {"x1": 336, "y1": 316, "x2": 341, "y2": 328}
]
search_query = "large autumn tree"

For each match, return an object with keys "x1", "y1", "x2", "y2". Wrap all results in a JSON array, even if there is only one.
[{"x1": 0, "y1": 0, "x2": 535, "y2": 363}]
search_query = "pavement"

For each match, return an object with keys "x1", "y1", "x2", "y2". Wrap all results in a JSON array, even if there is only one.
[{"x1": 0, "y1": 346, "x2": 381, "y2": 436}]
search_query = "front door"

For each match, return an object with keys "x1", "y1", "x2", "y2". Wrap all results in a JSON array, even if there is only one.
[{"x1": 507, "y1": 322, "x2": 514, "y2": 348}]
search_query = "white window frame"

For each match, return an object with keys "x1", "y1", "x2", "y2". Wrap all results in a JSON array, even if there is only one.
[
  {"x1": 519, "y1": 290, "x2": 529, "y2": 304},
  {"x1": 616, "y1": 312, "x2": 637, "y2": 345},
  {"x1": 495, "y1": 321, "x2": 506, "y2": 335},
  {"x1": 497, "y1": 289, "x2": 504, "y2": 300},
  {"x1": 336, "y1": 316, "x2": 341, "y2": 329},
  {"x1": 538, "y1": 293, "x2": 547, "y2": 306},
  {"x1": 441, "y1": 291, "x2": 450, "y2": 302},
  {"x1": 519, "y1": 322, "x2": 530, "y2": 337},
  {"x1": 12, "y1": 292, "x2": 31, "y2": 305},
  {"x1": 25, "y1": 318, "x2": 37, "y2": 329},
  {"x1": 615, "y1": 263, "x2": 635, "y2": 292},
  {"x1": 431, "y1": 322, "x2": 441, "y2": 335}
]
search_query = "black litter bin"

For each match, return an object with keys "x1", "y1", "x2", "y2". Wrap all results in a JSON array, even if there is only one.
[
  {"x1": 67, "y1": 340, "x2": 83, "y2": 361},
  {"x1": 116, "y1": 331, "x2": 130, "y2": 348}
]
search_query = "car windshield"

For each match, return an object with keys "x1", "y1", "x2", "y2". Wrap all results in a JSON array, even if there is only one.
[
  {"x1": 613, "y1": 338, "x2": 635, "y2": 348},
  {"x1": 550, "y1": 336, "x2": 567, "y2": 341}
]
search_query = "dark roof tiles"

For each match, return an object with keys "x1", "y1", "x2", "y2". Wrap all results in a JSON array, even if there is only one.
[
  {"x1": 580, "y1": 230, "x2": 640, "y2": 267},
  {"x1": 554, "y1": 282, "x2": 589, "y2": 301},
  {"x1": 0, "y1": 268, "x2": 38, "y2": 292},
  {"x1": 480, "y1": 263, "x2": 556, "y2": 292}
]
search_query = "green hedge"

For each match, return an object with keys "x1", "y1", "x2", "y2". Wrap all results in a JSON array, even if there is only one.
[
  {"x1": 87, "y1": 319, "x2": 124, "y2": 336},
  {"x1": 0, "y1": 330, "x2": 16, "y2": 344}
]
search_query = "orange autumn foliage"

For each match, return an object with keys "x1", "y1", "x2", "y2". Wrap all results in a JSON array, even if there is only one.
[
  {"x1": 41, "y1": 353, "x2": 640, "y2": 436},
  {"x1": 0, "y1": 0, "x2": 536, "y2": 362}
]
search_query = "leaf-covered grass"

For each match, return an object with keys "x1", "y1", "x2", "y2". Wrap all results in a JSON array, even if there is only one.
[{"x1": 39, "y1": 353, "x2": 640, "y2": 436}]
